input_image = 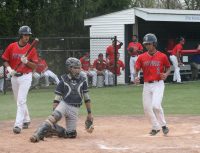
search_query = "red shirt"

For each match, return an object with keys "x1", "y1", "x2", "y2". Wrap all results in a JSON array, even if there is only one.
[
  {"x1": 171, "y1": 43, "x2": 183, "y2": 56},
  {"x1": 127, "y1": 42, "x2": 143, "y2": 56},
  {"x1": 108, "y1": 59, "x2": 125, "y2": 75},
  {"x1": 80, "y1": 57, "x2": 90, "y2": 71},
  {"x1": 93, "y1": 59, "x2": 107, "y2": 71},
  {"x1": 135, "y1": 51, "x2": 170, "y2": 82},
  {"x1": 36, "y1": 58, "x2": 48, "y2": 73},
  {"x1": 106, "y1": 44, "x2": 121, "y2": 60},
  {"x1": 2, "y1": 42, "x2": 38, "y2": 73}
]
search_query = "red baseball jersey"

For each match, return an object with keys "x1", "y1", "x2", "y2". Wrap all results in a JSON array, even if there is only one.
[
  {"x1": 106, "y1": 44, "x2": 121, "y2": 60},
  {"x1": 171, "y1": 43, "x2": 183, "y2": 56},
  {"x1": 2, "y1": 42, "x2": 38, "y2": 73},
  {"x1": 135, "y1": 51, "x2": 170, "y2": 82},
  {"x1": 36, "y1": 58, "x2": 48, "y2": 73},
  {"x1": 93, "y1": 59, "x2": 107, "y2": 71},
  {"x1": 108, "y1": 59, "x2": 125, "y2": 75},
  {"x1": 80, "y1": 57, "x2": 90, "y2": 71},
  {"x1": 127, "y1": 42, "x2": 143, "y2": 56}
]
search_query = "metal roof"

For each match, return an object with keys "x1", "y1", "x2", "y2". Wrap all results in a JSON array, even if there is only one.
[{"x1": 84, "y1": 7, "x2": 200, "y2": 26}]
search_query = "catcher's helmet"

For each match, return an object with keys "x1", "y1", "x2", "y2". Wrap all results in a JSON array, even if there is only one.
[
  {"x1": 143, "y1": 33, "x2": 157, "y2": 46},
  {"x1": 66, "y1": 57, "x2": 81, "y2": 71},
  {"x1": 18, "y1": 26, "x2": 32, "y2": 35}
]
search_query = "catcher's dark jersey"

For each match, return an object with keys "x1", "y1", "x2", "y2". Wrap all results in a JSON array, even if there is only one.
[{"x1": 55, "y1": 74, "x2": 88, "y2": 106}]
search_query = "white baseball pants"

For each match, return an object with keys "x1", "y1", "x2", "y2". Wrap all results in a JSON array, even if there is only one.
[
  {"x1": 130, "y1": 56, "x2": 140, "y2": 82},
  {"x1": 43, "y1": 70, "x2": 60, "y2": 86},
  {"x1": 11, "y1": 73, "x2": 32, "y2": 129},
  {"x1": 170, "y1": 55, "x2": 181, "y2": 82},
  {"x1": 80, "y1": 70, "x2": 97, "y2": 87},
  {"x1": 143, "y1": 80, "x2": 167, "y2": 130},
  {"x1": 104, "y1": 70, "x2": 114, "y2": 85}
]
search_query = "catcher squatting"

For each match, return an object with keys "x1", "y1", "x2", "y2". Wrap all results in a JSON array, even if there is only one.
[{"x1": 30, "y1": 57, "x2": 94, "y2": 143}]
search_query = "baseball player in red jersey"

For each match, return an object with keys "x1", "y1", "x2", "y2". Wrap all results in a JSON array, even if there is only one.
[
  {"x1": 105, "y1": 53, "x2": 125, "y2": 85},
  {"x1": 127, "y1": 35, "x2": 143, "y2": 84},
  {"x1": 80, "y1": 52, "x2": 97, "y2": 87},
  {"x1": 32, "y1": 55, "x2": 59, "y2": 88},
  {"x1": 93, "y1": 53, "x2": 107, "y2": 75},
  {"x1": 1, "y1": 26, "x2": 38, "y2": 134},
  {"x1": 106, "y1": 40, "x2": 123, "y2": 62},
  {"x1": 135, "y1": 33, "x2": 171, "y2": 136},
  {"x1": 169, "y1": 37, "x2": 185, "y2": 83}
]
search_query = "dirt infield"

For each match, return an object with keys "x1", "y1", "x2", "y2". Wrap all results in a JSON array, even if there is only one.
[{"x1": 0, "y1": 116, "x2": 200, "y2": 153}]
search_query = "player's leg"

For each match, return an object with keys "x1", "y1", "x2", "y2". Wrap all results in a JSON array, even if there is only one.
[
  {"x1": 143, "y1": 83, "x2": 160, "y2": 135},
  {"x1": 152, "y1": 81, "x2": 169, "y2": 135},
  {"x1": 13, "y1": 73, "x2": 32, "y2": 134},
  {"x1": 43, "y1": 71, "x2": 50, "y2": 86},
  {"x1": 129, "y1": 57, "x2": 134, "y2": 83},
  {"x1": 30, "y1": 101, "x2": 67, "y2": 142},
  {"x1": 0, "y1": 78, "x2": 4, "y2": 92},
  {"x1": 89, "y1": 70, "x2": 97, "y2": 87},
  {"x1": 32, "y1": 72, "x2": 40, "y2": 87},
  {"x1": 65, "y1": 104, "x2": 79, "y2": 138},
  {"x1": 45, "y1": 70, "x2": 60, "y2": 85}
]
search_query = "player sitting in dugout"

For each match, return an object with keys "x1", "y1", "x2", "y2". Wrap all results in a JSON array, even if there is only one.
[
  {"x1": 105, "y1": 53, "x2": 125, "y2": 86},
  {"x1": 32, "y1": 54, "x2": 60, "y2": 88},
  {"x1": 79, "y1": 52, "x2": 97, "y2": 87}
]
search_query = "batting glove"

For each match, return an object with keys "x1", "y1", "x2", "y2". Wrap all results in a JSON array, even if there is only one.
[
  {"x1": 7, "y1": 66, "x2": 16, "y2": 76},
  {"x1": 21, "y1": 55, "x2": 28, "y2": 64}
]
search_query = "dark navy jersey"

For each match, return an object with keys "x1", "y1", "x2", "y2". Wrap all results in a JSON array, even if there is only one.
[{"x1": 55, "y1": 74, "x2": 88, "y2": 105}]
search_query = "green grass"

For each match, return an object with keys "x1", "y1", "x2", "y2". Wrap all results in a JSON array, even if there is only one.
[{"x1": 0, "y1": 81, "x2": 200, "y2": 121}]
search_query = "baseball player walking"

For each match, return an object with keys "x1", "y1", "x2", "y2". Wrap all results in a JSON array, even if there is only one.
[
  {"x1": 30, "y1": 58, "x2": 94, "y2": 142},
  {"x1": 135, "y1": 33, "x2": 171, "y2": 136},
  {"x1": 1, "y1": 26, "x2": 38, "y2": 134},
  {"x1": 169, "y1": 37, "x2": 185, "y2": 83},
  {"x1": 127, "y1": 35, "x2": 143, "y2": 84}
]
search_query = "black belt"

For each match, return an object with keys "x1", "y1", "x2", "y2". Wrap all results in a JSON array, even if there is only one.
[
  {"x1": 68, "y1": 103, "x2": 81, "y2": 108},
  {"x1": 147, "y1": 80, "x2": 160, "y2": 83},
  {"x1": 14, "y1": 72, "x2": 29, "y2": 77},
  {"x1": 14, "y1": 73, "x2": 24, "y2": 77},
  {"x1": 131, "y1": 55, "x2": 137, "y2": 57}
]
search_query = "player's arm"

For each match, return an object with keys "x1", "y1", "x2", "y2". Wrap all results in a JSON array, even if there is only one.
[
  {"x1": 3, "y1": 61, "x2": 16, "y2": 76},
  {"x1": 176, "y1": 50, "x2": 182, "y2": 66},
  {"x1": 134, "y1": 57, "x2": 141, "y2": 84}
]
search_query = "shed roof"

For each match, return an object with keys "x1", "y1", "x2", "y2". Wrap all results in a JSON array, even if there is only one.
[{"x1": 84, "y1": 7, "x2": 200, "y2": 26}]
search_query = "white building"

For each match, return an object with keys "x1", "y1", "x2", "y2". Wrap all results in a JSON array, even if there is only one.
[{"x1": 84, "y1": 7, "x2": 200, "y2": 84}]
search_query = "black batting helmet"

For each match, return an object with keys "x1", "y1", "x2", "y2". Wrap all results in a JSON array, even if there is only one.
[
  {"x1": 18, "y1": 26, "x2": 32, "y2": 35},
  {"x1": 143, "y1": 33, "x2": 157, "y2": 46}
]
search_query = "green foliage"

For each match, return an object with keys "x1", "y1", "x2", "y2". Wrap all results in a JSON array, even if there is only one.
[
  {"x1": 0, "y1": 81, "x2": 200, "y2": 121},
  {"x1": 0, "y1": 0, "x2": 132, "y2": 37}
]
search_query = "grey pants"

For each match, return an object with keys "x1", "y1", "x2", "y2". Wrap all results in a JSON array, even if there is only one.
[{"x1": 55, "y1": 101, "x2": 79, "y2": 132}]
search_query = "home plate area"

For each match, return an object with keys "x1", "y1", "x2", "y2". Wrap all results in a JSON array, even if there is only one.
[{"x1": 0, "y1": 116, "x2": 199, "y2": 153}]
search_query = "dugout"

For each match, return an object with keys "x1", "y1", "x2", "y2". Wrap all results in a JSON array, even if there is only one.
[{"x1": 84, "y1": 7, "x2": 200, "y2": 84}]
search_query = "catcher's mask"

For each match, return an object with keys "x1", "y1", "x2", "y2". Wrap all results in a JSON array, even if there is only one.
[
  {"x1": 143, "y1": 33, "x2": 157, "y2": 47},
  {"x1": 65, "y1": 57, "x2": 81, "y2": 78}
]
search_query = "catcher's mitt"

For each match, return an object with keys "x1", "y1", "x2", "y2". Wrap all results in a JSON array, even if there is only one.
[{"x1": 85, "y1": 119, "x2": 94, "y2": 133}]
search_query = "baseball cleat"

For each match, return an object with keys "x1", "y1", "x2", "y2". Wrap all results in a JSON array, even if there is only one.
[
  {"x1": 149, "y1": 129, "x2": 160, "y2": 136},
  {"x1": 162, "y1": 126, "x2": 169, "y2": 135},
  {"x1": 23, "y1": 122, "x2": 30, "y2": 129},
  {"x1": 13, "y1": 126, "x2": 21, "y2": 134}
]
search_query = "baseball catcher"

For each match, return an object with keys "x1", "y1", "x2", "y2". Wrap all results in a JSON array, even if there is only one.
[{"x1": 30, "y1": 57, "x2": 94, "y2": 143}]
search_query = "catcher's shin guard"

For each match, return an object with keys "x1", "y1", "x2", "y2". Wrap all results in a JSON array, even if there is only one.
[
  {"x1": 30, "y1": 122, "x2": 51, "y2": 143},
  {"x1": 45, "y1": 124, "x2": 66, "y2": 138}
]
